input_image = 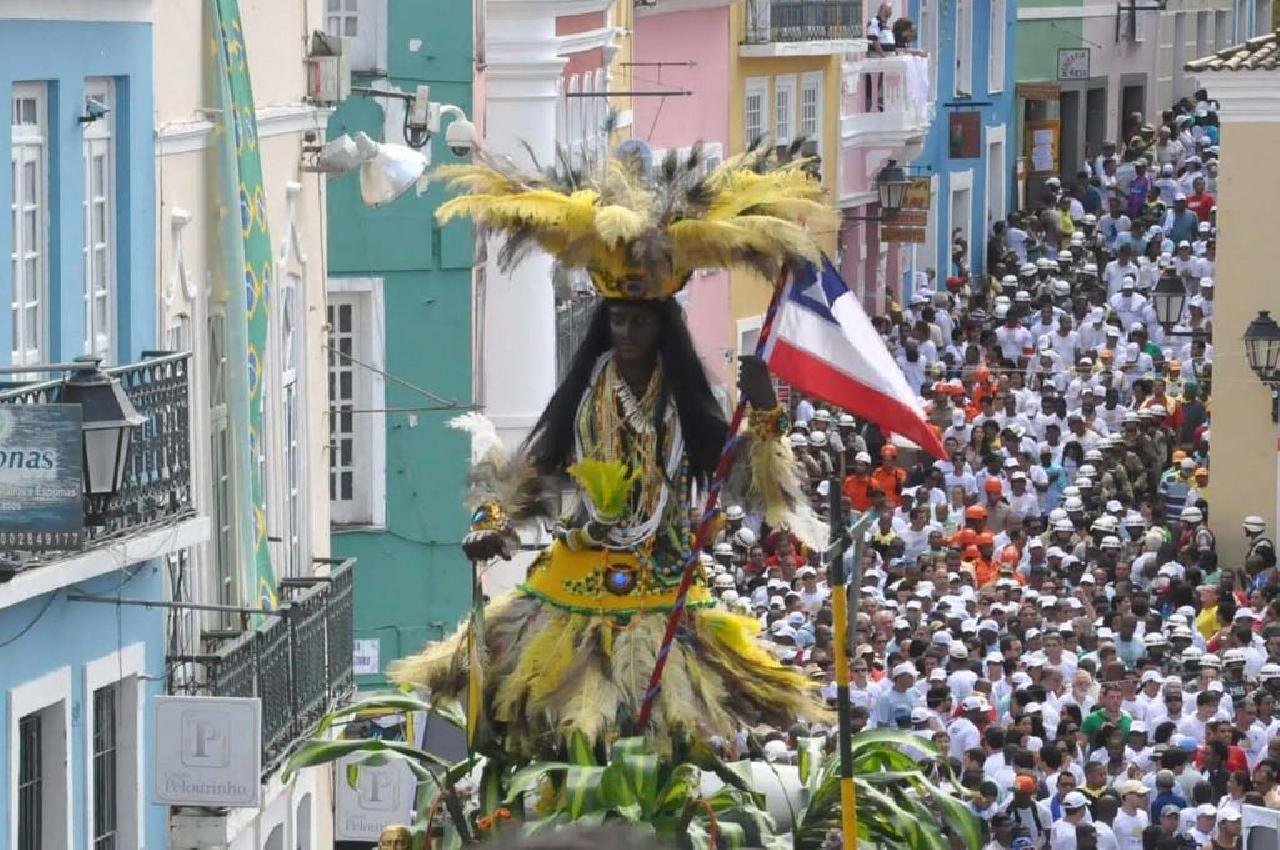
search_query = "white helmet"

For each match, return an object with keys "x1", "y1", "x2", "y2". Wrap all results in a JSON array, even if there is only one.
[
  {"x1": 733, "y1": 528, "x2": 758, "y2": 548},
  {"x1": 1245, "y1": 515, "x2": 1267, "y2": 532},
  {"x1": 1048, "y1": 508, "x2": 1069, "y2": 524},
  {"x1": 1180, "y1": 505, "x2": 1203, "y2": 523},
  {"x1": 1182, "y1": 646, "x2": 1204, "y2": 663}
]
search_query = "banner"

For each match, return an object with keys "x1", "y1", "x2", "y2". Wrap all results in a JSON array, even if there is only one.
[
  {"x1": 211, "y1": 0, "x2": 277, "y2": 608},
  {"x1": 881, "y1": 177, "x2": 931, "y2": 244}
]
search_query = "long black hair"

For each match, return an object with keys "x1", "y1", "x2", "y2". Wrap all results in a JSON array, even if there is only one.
[{"x1": 522, "y1": 298, "x2": 728, "y2": 480}]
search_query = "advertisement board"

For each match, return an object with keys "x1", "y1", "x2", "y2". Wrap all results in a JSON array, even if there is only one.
[{"x1": 0, "y1": 404, "x2": 84, "y2": 551}]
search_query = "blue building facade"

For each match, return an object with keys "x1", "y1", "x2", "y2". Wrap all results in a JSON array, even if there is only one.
[
  {"x1": 906, "y1": 0, "x2": 1018, "y2": 295},
  {"x1": 0, "y1": 14, "x2": 197, "y2": 850}
]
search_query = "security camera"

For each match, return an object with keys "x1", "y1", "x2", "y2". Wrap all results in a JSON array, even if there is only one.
[
  {"x1": 445, "y1": 117, "x2": 477, "y2": 157},
  {"x1": 79, "y1": 97, "x2": 111, "y2": 124}
]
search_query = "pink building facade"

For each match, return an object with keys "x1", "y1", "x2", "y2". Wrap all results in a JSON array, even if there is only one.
[{"x1": 633, "y1": 1, "x2": 736, "y2": 399}]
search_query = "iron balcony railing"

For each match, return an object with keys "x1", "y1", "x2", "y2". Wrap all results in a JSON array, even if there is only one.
[
  {"x1": 744, "y1": 0, "x2": 863, "y2": 44},
  {"x1": 168, "y1": 557, "x2": 356, "y2": 777},
  {"x1": 0, "y1": 352, "x2": 194, "y2": 557}
]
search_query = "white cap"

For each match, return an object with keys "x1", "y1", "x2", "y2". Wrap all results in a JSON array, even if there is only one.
[
  {"x1": 1063, "y1": 791, "x2": 1089, "y2": 809},
  {"x1": 892, "y1": 662, "x2": 917, "y2": 679}
]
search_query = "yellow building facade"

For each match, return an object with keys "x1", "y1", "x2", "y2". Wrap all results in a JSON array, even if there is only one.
[{"x1": 1187, "y1": 32, "x2": 1280, "y2": 563}]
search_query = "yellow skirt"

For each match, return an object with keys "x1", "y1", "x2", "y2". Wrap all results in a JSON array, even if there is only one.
[
  {"x1": 389, "y1": 543, "x2": 829, "y2": 756},
  {"x1": 520, "y1": 541, "x2": 716, "y2": 614}
]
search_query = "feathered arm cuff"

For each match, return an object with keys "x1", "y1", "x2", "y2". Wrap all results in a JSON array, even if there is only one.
[
  {"x1": 448, "y1": 413, "x2": 561, "y2": 527},
  {"x1": 723, "y1": 410, "x2": 828, "y2": 551}
]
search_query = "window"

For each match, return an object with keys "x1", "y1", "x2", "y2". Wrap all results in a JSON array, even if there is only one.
[
  {"x1": 83, "y1": 79, "x2": 116, "y2": 362},
  {"x1": 986, "y1": 137, "x2": 1006, "y2": 230},
  {"x1": 325, "y1": 0, "x2": 387, "y2": 73},
  {"x1": 280, "y1": 273, "x2": 305, "y2": 577},
  {"x1": 91, "y1": 685, "x2": 117, "y2": 850},
  {"x1": 326, "y1": 0, "x2": 358, "y2": 36},
  {"x1": 207, "y1": 308, "x2": 239, "y2": 616},
  {"x1": 10, "y1": 82, "x2": 47, "y2": 368},
  {"x1": 918, "y1": 0, "x2": 938, "y2": 100},
  {"x1": 949, "y1": 177, "x2": 973, "y2": 265},
  {"x1": 774, "y1": 75, "x2": 797, "y2": 146},
  {"x1": 954, "y1": 0, "x2": 973, "y2": 96},
  {"x1": 987, "y1": 0, "x2": 1006, "y2": 94},
  {"x1": 744, "y1": 77, "x2": 768, "y2": 146},
  {"x1": 800, "y1": 73, "x2": 823, "y2": 157},
  {"x1": 17, "y1": 714, "x2": 41, "y2": 850},
  {"x1": 84, "y1": 647, "x2": 141, "y2": 850},
  {"x1": 165, "y1": 549, "x2": 198, "y2": 692},
  {"x1": 10, "y1": 668, "x2": 70, "y2": 850},
  {"x1": 327, "y1": 279, "x2": 385, "y2": 526}
]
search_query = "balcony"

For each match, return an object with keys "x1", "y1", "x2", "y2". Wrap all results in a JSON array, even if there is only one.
[
  {"x1": 0, "y1": 352, "x2": 196, "y2": 566},
  {"x1": 837, "y1": 53, "x2": 933, "y2": 203},
  {"x1": 168, "y1": 557, "x2": 356, "y2": 778},
  {"x1": 742, "y1": 0, "x2": 863, "y2": 56}
]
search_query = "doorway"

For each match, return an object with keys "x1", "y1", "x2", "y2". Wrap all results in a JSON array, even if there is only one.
[
  {"x1": 1085, "y1": 86, "x2": 1107, "y2": 165},
  {"x1": 1121, "y1": 84, "x2": 1145, "y2": 138},
  {"x1": 1059, "y1": 89, "x2": 1081, "y2": 179}
]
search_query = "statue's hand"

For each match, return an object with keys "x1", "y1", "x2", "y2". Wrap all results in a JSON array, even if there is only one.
[{"x1": 462, "y1": 530, "x2": 513, "y2": 562}]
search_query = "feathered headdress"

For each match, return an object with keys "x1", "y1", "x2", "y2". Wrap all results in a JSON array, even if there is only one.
[{"x1": 434, "y1": 136, "x2": 837, "y2": 300}]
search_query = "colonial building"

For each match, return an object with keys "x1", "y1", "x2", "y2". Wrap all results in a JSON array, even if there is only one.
[
  {"x1": 154, "y1": 0, "x2": 351, "y2": 847},
  {"x1": 322, "y1": 0, "x2": 479, "y2": 692},
  {"x1": 0, "y1": 4, "x2": 206, "y2": 849},
  {"x1": 1185, "y1": 29, "x2": 1280, "y2": 564}
]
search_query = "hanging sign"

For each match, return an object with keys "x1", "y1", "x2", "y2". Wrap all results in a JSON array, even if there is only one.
[
  {"x1": 882, "y1": 177, "x2": 932, "y2": 244},
  {"x1": 153, "y1": 696, "x2": 262, "y2": 807},
  {"x1": 334, "y1": 756, "x2": 417, "y2": 841}
]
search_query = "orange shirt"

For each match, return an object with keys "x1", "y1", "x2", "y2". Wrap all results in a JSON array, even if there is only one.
[
  {"x1": 842, "y1": 474, "x2": 874, "y2": 512},
  {"x1": 974, "y1": 557, "x2": 998, "y2": 587},
  {"x1": 870, "y1": 466, "x2": 907, "y2": 505}
]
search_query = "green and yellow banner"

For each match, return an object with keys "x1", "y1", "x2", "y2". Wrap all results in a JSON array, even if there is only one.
[{"x1": 210, "y1": 0, "x2": 277, "y2": 609}]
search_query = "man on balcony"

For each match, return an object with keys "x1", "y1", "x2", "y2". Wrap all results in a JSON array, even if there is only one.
[{"x1": 867, "y1": 1, "x2": 895, "y2": 55}]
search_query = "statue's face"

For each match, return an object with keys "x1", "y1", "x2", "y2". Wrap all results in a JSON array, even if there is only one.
[{"x1": 608, "y1": 302, "x2": 661, "y2": 367}]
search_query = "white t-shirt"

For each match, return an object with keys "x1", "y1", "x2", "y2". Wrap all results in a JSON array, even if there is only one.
[{"x1": 1111, "y1": 808, "x2": 1149, "y2": 850}]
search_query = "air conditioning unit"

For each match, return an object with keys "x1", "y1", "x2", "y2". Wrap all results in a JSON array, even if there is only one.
[{"x1": 306, "y1": 30, "x2": 350, "y2": 106}]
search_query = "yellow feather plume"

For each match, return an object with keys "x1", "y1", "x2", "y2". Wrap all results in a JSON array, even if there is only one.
[
  {"x1": 567, "y1": 459, "x2": 639, "y2": 521},
  {"x1": 432, "y1": 142, "x2": 832, "y2": 300},
  {"x1": 594, "y1": 204, "x2": 650, "y2": 244}
]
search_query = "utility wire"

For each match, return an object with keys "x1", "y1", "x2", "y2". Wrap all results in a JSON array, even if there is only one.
[{"x1": 323, "y1": 342, "x2": 463, "y2": 409}]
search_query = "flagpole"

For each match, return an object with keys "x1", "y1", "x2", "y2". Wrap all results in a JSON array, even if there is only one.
[
  {"x1": 827, "y1": 473, "x2": 875, "y2": 850},
  {"x1": 634, "y1": 269, "x2": 790, "y2": 734}
]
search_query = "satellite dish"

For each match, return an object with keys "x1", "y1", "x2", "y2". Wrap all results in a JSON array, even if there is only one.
[{"x1": 615, "y1": 138, "x2": 653, "y2": 180}]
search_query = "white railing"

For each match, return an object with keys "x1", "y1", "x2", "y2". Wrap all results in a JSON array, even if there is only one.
[{"x1": 840, "y1": 53, "x2": 934, "y2": 143}]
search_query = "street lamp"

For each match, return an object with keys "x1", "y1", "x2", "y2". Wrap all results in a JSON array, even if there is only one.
[
  {"x1": 56, "y1": 356, "x2": 146, "y2": 518},
  {"x1": 845, "y1": 160, "x2": 913, "y2": 223},
  {"x1": 1244, "y1": 309, "x2": 1280, "y2": 422},
  {"x1": 1149, "y1": 271, "x2": 1187, "y2": 332},
  {"x1": 876, "y1": 160, "x2": 910, "y2": 216}
]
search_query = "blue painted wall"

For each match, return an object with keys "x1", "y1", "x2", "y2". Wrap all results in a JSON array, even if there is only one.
[
  {"x1": 0, "y1": 19, "x2": 155, "y2": 364},
  {"x1": 0, "y1": 564, "x2": 168, "y2": 850},
  {"x1": 907, "y1": 0, "x2": 1017, "y2": 294},
  {"x1": 326, "y1": 1, "x2": 476, "y2": 688}
]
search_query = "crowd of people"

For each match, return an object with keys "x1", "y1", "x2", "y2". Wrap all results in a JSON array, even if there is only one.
[{"x1": 701, "y1": 91, "x2": 1280, "y2": 850}]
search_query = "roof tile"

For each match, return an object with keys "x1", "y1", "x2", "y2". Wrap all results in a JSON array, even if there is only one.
[{"x1": 1185, "y1": 29, "x2": 1280, "y2": 72}]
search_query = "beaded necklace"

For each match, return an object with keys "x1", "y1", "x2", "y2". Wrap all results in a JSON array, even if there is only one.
[{"x1": 574, "y1": 353, "x2": 684, "y2": 550}]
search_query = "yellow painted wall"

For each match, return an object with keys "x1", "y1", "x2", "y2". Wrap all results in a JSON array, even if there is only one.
[
  {"x1": 725, "y1": 12, "x2": 846, "y2": 339},
  {"x1": 1205, "y1": 118, "x2": 1280, "y2": 564}
]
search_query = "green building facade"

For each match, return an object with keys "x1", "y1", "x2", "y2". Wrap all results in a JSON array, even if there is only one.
[{"x1": 325, "y1": 0, "x2": 476, "y2": 688}]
